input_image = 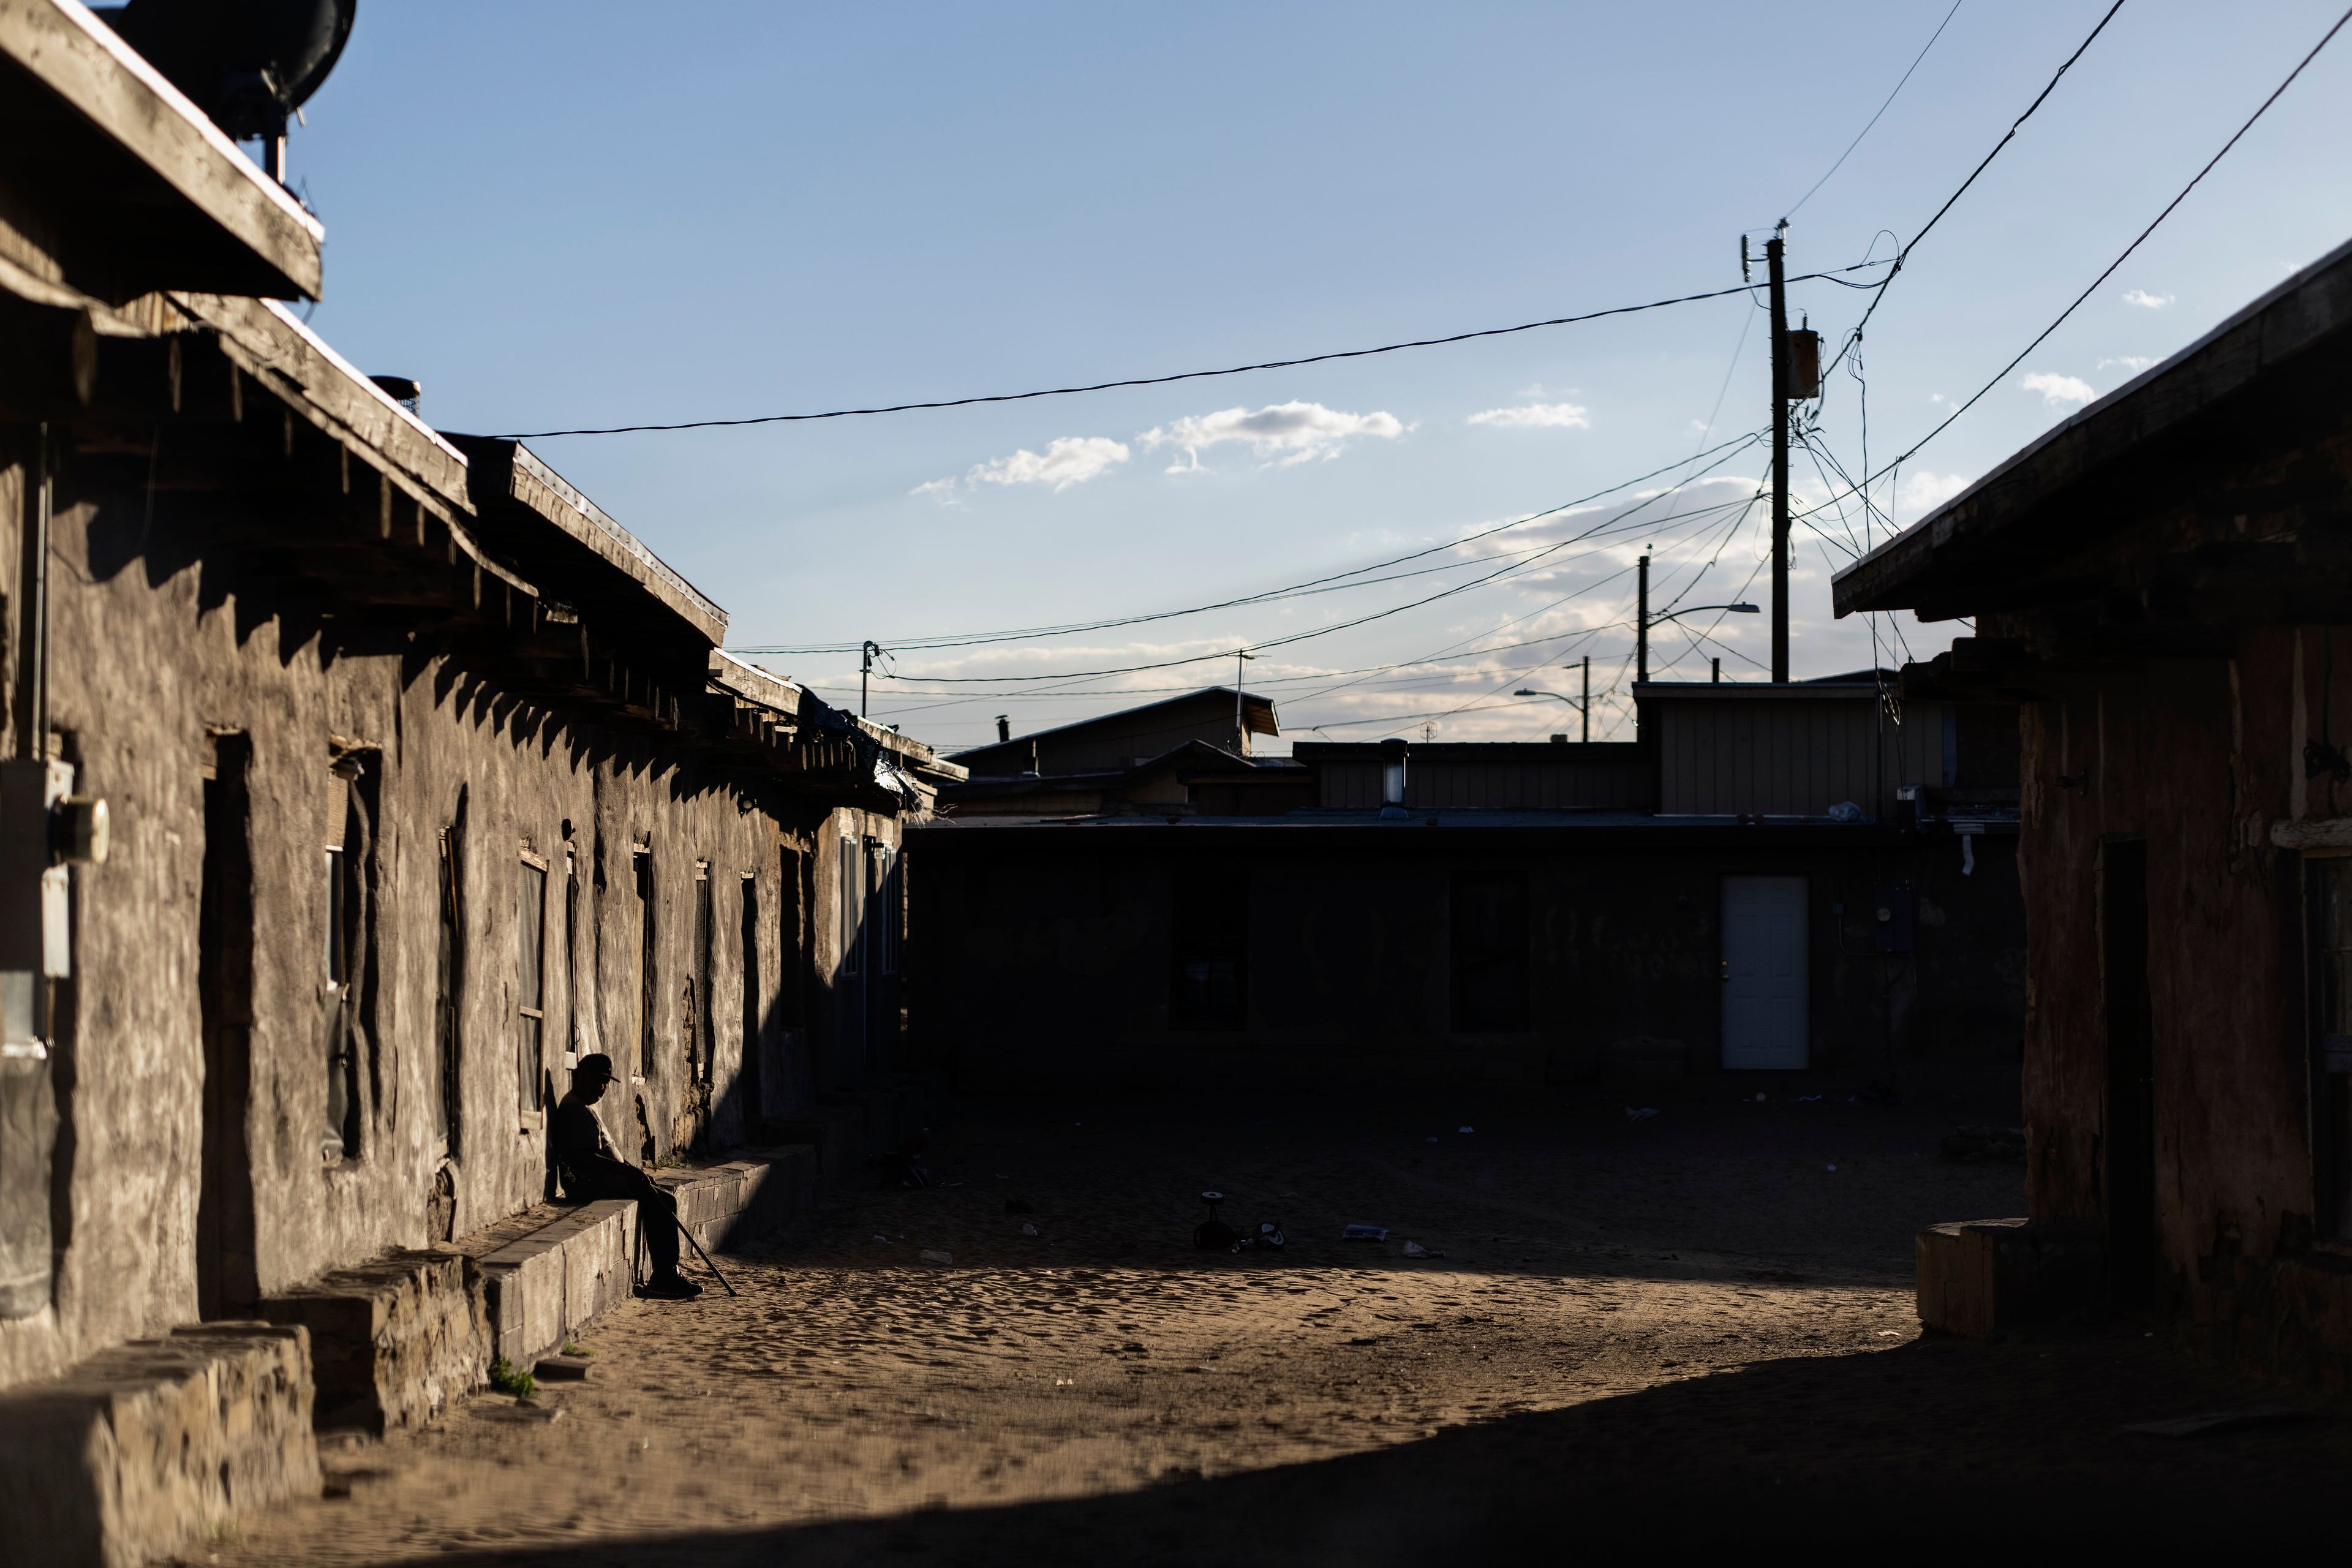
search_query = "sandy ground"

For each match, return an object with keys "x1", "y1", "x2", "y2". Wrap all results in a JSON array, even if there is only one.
[{"x1": 188, "y1": 1075, "x2": 2352, "y2": 1563}]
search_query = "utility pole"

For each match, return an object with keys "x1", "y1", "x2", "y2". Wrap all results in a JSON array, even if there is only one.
[
  {"x1": 861, "y1": 640, "x2": 881, "y2": 717},
  {"x1": 1635, "y1": 552, "x2": 1650, "y2": 685},
  {"x1": 1768, "y1": 222, "x2": 1791, "y2": 684},
  {"x1": 1580, "y1": 655, "x2": 1591, "y2": 744},
  {"x1": 1234, "y1": 649, "x2": 1256, "y2": 754}
]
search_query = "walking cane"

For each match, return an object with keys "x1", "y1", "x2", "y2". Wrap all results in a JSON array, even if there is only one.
[{"x1": 674, "y1": 1214, "x2": 738, "y2": 1297}]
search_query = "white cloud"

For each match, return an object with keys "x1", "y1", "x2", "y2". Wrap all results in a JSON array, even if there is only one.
[
  {"x1": 1138, "y1": 401, "x2": 1403, "y2": 470},
  {"x1": 2122, "y1": 288, "x2": 2174, "y2": 309},
  {"x1": 1468, "y1": 402, "x2": 1591, "y2": 431},
  {"x1": 913, "y1": 435, "x2": 1130, "y2": 499},
  {"x1": 2021, "y1": 372, "x2": 2095, "y2": 409},
  {"x1": 2098, "y1": 355, "x2": 2157, "y2": 372},
  {"x1": 1899, "y1": 470, "x2": 1970, "y2": 514}
]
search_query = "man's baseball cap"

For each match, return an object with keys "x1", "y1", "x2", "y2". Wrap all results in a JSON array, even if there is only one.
[{"x1": 574, "y1": 1054, "x2": 616, "y2": 1084}]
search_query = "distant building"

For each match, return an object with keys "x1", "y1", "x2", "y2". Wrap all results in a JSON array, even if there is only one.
[
  {"x1": 909, "y1": 674, "x2": 2024, "y2": 1085},
  {"x1": 1836, "y1": 233, "x2": 2352, "y2": 1385}
]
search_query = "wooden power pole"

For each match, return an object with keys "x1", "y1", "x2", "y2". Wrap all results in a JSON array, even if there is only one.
[{"x1": 1767, "y1": 222, "x2": 1790, "y2": 684}]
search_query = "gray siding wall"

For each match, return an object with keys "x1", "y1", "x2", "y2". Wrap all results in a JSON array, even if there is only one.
[{"x1": 1656, "y1": 697, "x2": 1948, "y2": 816}]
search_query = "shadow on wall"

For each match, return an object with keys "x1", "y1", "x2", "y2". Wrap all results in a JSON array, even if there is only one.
[{"x1": 356, "y1": 1332, "x2": 2335, "y2": 1562}]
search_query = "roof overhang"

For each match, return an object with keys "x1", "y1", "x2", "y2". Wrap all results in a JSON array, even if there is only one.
[
  {"x1": 0, "y1": 0, "x2": 324, "y2": 301},
  {"x1": 1832, "y1": 233, "x2": 2352, "y2": 624},
  {"x1": 451, "y1": 436, "x2": 729, "y2": 649}
]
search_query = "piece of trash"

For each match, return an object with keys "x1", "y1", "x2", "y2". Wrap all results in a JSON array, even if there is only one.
[
  {"x1": 2121, "y1": 1404, "x2": 2309, "y2": 1439},
  {"x1": 1625, "y1": 1106, "x2": 1659, "y2": 1121},
  {"x1": 871, "y1": 1235, "x2": 889, "y2": 1243},
  {"x1": 919, "y1": 1249, "x2": 953, "y2": 1265},
  {"x1": 1755, "y1": 1092, "x2": 1766, "y2": 1102},
  {"x1": 1343, "y1": 1224, "x2": 1389, "y2": 1242},
  {"x1": 1427, "y1": 1136, "x2": 1439, "y2": 1143},
  {"x1": 1020, "y1": 1223, "x2": 1039, "y2": 1236},
  {"x1": 1796, "y1": 1095, "x2": 1823, "y2": 1103},
  {"x1": 1940, "y1": 1126, "x2": 2027, "y2": 1163},
  {"x1": 1457, "y1": 1125, "x2": 1475, "y2": 1134},
  {"x1": 1877, "y1": 1330, "x2": 1902, "y2": 1338},
  {"x1": 1826, "y1": 1164, "x2": 1838, "y2": 1172},
  {"x1": 1402, "y1": 1240, "x2": 1432, "y2": 1258}
]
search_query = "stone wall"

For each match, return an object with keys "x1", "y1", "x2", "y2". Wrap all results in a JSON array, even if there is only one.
[
  {"x1": 0, "y1": 1321, "x2": 318, "y2": 1568},
  {"x1": 0, "y1": 448, "x2": 911, "y2": 1398}
]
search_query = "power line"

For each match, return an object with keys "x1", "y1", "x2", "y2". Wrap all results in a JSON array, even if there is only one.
[
  {"x1": 1823, "y1": 0, "x2": 2128, "y2": 382},
  {"x1": 733, "y1": 431, "x2": 1763, "y2": 657},
  {"x1": 499, "y1": 268, "x2": 1891, "y2": 440},
  {"x1": 885, "y1": 440, "x2": 1763, "y2": 684},
  {"x1": 1785, "y1": 0, "x2": 1967, "y2": 219},
  {"x1": 1806, "y1": 1, "x2": 2352, "y2": 529}
]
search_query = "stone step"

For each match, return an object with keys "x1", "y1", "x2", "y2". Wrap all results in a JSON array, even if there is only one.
[
  {"x1": 0, "y1": 1322, "x2": 318, "y2": 1568},
  {"x1": 257, "y1": 1250, "x2": 484, "y2": 1436}
]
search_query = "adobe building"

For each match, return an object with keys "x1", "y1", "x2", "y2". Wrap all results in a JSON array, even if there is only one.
[
  {"x1": 911, "y1": 673, "x2": 2024, "y2": 1087},
  {"x1": 0, "y1": 7, "x2": 958, "y2": 1559},
  {"x1": 1836, "y1": 233, "x2": 2352, "y2": 1387}
]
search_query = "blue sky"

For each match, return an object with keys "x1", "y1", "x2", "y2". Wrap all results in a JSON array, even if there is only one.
[{"x1": 281, "y1": 1, "x2": 2352, "y2": 753}]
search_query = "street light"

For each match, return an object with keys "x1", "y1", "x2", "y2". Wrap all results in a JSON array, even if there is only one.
[
  {"x1": 1515, "y1": 654, "x2": 1595, "y2": 741},
  {"x1": 1637, "y1": 597, "x2": 1758, "y2": 686}
]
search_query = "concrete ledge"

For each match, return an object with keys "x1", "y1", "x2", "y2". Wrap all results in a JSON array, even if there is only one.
[
  {"x1": 0, "y1": 1321, "x2": 318, "y2": 1568},
  {"x1": 1917, "y1": 1218, "x2": 2103, "y2": 1338},
  {"x1": 477, "y1": 1199, "x2": 638, "y2": 1373},
  {"x1": 655, "y1": 1146, "x2": 813, "y2": 1251},
  {"x1": 258, "y1": 1251, "x2": 485, "y2": 1436}
]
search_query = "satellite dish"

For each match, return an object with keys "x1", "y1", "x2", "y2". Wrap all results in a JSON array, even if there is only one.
[{"x1": 92, "y1": 1, "x2": 357, "y2": 143}]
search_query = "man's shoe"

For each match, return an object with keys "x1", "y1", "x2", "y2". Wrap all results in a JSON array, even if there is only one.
[{"x1": 641, "y1": 1273, "x2": 704, "y2": 1300}]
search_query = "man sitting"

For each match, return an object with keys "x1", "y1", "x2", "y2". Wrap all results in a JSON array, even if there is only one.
[{"x1": 551, "y1": 1055, "x2": 701, "y2": 1300}]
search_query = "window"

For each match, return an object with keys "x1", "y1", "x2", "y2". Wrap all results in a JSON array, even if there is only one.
[
  {"x1": 778, "y1": 846, "x2": 805, "y2": 1028},
  {"x1": 869, "y1": 840, "x2": 900, "y2": 977},
  {"x1": 434, "y1": 824, "x2": 464, "y2": 1158},
  {"x1": 1171, "y1": 865, "x2": 1246, "y2": 1029},
  {"x1": 1450, "y1": 869, "x2": 1530, "y2": 1032},
  {"x1": 517, "y1": 856, "x2": 547, "y2": 1113},
  {"x1": 692, "y1": 867, "x2": 715, "y2": 1084},
  {"x1": 2310, "y1": 856, "x2": 2352, "y2": 1241},
  {"x1": 839, "y1": 832, "x2": 861, "y2": 978},
  {"x1": 634, "y1": 846, "x2": 656, "y2": 1084},
  {"x1": 562, "y1": 850, "x2": 580, "y2": 1066},
  {"x1": 325, "y1": 847, "x2": 347, "y2": 987}
]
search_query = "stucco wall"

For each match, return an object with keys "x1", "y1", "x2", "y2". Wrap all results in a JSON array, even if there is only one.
[{"x1": 0, "y1": 462, "x2": 900, "y2": 1394}]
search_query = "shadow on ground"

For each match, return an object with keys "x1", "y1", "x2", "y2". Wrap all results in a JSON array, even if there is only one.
[{"x1": 405, "y1": 1323, "x2": 2345, "y2": 1564}]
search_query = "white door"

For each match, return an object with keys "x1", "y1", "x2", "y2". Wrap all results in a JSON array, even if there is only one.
[{"x1": 1721, "y1": 875, "x2": 1808, "y2": 1069}]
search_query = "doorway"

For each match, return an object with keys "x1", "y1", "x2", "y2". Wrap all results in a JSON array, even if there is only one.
[
  {"x1": 2102, "y1": 837, "x2": 2157, "y2": 1311},
  {"x1": 197, "y1": 736, "x2": 256, "y2": 1319},
  {"x1": 1721, "y1": 875, "x2": 1808, "y2": 1069}
]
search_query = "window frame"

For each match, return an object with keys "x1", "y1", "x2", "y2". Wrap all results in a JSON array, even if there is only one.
[{"x1": 517, "y1": 849, "x2": 549, "y2": 1114}]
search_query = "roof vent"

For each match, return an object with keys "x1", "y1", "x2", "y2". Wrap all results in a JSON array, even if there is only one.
[{"x1": 368, "y1": 375, "x2": 420, "y2": 414}]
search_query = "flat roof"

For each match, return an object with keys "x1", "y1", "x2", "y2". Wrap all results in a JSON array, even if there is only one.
[{"x1": 0, "y1": 0, "x2": 323, "y2": 300}]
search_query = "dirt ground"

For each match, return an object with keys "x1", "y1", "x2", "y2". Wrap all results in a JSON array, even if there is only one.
[{"x1": 191, "y1": 1074, "x2": 2352, "y2": 1563}]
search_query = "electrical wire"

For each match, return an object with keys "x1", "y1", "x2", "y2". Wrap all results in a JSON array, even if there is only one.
[
  {"x1": 1822, "y1": 0, "x2": 2128, "y2": 384},
  {"x1": 499, "y1": 268, "x2": 1893, "y2": 440},
  {"x1": 1803, "y1": 1, "x2": 2352, "y2": 531},
  {"x1": 731, "y1": 432, "x2": 1762, "y2": 657},
  {"x1": 1785, "y1": 0, "x2": 1967, "y2": 219}
]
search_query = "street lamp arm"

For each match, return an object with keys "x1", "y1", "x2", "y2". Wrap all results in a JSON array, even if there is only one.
[
  {"x1": 1646, "y1": 601, "x2": 1758, "y2": 627},
  {"x1": 1512, "y1": 688, "x2": 1583, "y2": 705}
]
